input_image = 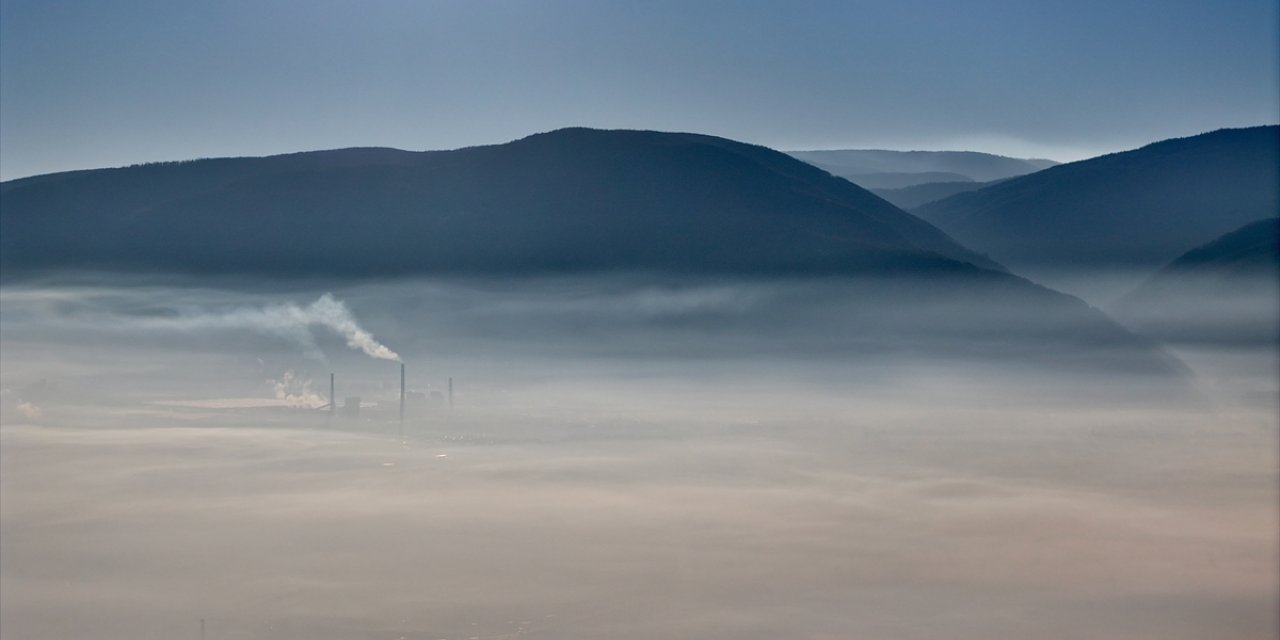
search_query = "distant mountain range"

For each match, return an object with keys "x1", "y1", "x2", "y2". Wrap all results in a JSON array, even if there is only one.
[
  {"x1": 0, "y1": 127, "x2": 1179, "y2": 373},
  {"x1": 786, "y1": 149, "x2": 1056, "y2": 188},
  {"x1": 869, "y1": 180, "x2": 998, "y2": 210},
  {"x1": 835, "y1": 171, "x2": 974, "y2": 190},
  {"x1": 913, "y1": 126, "x2": 1280, "y2": 286},
  {"x1": 2, "y1": 128, "x2": 1001, "y2": 278}
]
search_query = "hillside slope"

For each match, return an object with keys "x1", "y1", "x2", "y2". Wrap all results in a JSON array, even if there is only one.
[
  {"x1": 913, "y1": 126, "x2": 1280, "y2": 282},
  {"x1": 1114, "y1": 218, "x2": 1278, "y2": 345},
  {"x1": 0, "y1": 128, "x2": 1187, "y2": 375},
  {"x1": 871, "y1": 180, "x2": 996, "y2": 210},
  {"x1": 2, "y1": 128, "x2": 1000, "y2": 277}
]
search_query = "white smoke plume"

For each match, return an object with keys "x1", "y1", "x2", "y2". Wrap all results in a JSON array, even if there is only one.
[
  {"x1": 301, "y1": 294, "x2": 401, "y2": 362},
  {"x1": 86, "y1": 292, "x2": 401, "y2": 362},
  {"x1": 16, "y1": 400, "x2": 43, "y2": 419},
  {"x1": 269, "y1": 370, "x2": 327, "y2": 409}
]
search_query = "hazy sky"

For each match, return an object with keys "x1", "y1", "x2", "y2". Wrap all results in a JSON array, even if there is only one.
[{"x1": 1, "y1": 0, "x2": 1277, "y2": 180}]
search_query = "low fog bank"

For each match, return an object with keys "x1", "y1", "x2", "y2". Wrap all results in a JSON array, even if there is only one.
[
  {"x1": 0, "y1": 273, "x2": 1192, "y2": 405},
  {"x1": 1111, "y1": 271, "x2": 1279, "y2": 348},
  {"x1": 2, "y1": 405, "x2": 1275, "y2": 640},
  {"x1": 1, "y1": 274, "x2": 1276, "y2": 639}
]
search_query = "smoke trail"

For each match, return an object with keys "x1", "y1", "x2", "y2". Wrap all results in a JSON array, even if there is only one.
[
  {"x1": 16, "y1": 400, "x2": 42, "y2": 419},
  {"x1": 301, "y1": 294, "x2": 401, "y2": 361},
  {"x1": 269, "y1": 370, "x2": 327, "y2": 408},
  {"x1": 214, "y1": 293, "x2": 400, "y2": 361},
  {"x1": 64, "y1": 292, "x2": 401, "y2": 362}
]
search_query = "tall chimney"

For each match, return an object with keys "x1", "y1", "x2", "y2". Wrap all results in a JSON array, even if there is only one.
[
  {"x1": 448, "y1": 377, "x2": 453, "y2": 410},
  {"x1": 399, "y1": 362, "x2": 406, "y2": 424},
  {"x1": 329, "y1": 373, "x2": 335, "y2": 415}
]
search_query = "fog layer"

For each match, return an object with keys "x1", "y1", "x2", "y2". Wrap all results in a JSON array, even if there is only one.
[{"x1": 1, "y1": 275, "x2": 1275, "y2": 639}]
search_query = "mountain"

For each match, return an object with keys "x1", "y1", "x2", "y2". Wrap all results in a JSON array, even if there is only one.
[
  {"x1": 0, "y1": 127, "x2": 1184, "y2": 375},
  {"x1": 870, "y1": 180, "x2": 996, "y2": 210},
  {"x1": 1113, "y1": 218, "x2": 1279, "y2": 345},
  {"x1": 842, "y1": 171, "x2": 973, "y2": 189},
  {"x1": 913, "y1": 126, "x2": 1280, "y2": 286},
  {"x1": 787, "y1": 149, "x2": 1056, "y2": 187},
  {"x1": 1146, "y1": 217, "x2": 1279, "y2": 277},
  {"x1": 2, "y1": 128, "x2": 1008, "y2": 277}
]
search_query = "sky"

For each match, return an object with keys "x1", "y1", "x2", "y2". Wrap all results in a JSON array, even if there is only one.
[{"x1": 1, "y1": 0, "x2": 1277, "y2": 181}]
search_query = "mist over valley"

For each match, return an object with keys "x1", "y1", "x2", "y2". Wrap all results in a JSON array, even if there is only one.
[
  {"x1": 3, "y1": 123, "x2": 1278, "y2": 639},
  {"x1": 1, "y1": 3, "x2": 1277, "y2": 636}
]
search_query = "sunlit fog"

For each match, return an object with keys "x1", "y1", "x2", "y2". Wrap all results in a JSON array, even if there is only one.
[{"x1": 2, "y1": 273, "x2": 1275, "y2": 640}]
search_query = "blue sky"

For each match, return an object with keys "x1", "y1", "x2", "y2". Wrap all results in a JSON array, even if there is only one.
[{"x1": 2, "y1": 0, "x2": 1277, "y2": 180}]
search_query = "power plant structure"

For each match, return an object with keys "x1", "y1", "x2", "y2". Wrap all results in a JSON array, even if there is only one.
[{"x1": 323, "y1": 363, "x2": 452, "y2": 428}]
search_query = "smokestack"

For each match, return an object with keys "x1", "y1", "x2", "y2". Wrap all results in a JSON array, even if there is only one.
[
  {"x1": 399, "y1": 363, "x2": 405, "y2": 424},
  {"x1": 201, "y1": 618, "x2": 206, "y2": 640},
  {"x1": 329, "y1": 373, "x2": 335, "y2": 415},
  {"x1": 448, "y1": 377, "x2": 453, "y2": 410}
]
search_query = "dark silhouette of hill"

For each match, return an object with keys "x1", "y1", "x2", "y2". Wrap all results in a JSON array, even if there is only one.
[
  {"x1": 913, "y1": 126, "x2": 1280, "y2": 279},
  {"x1": 787, "y1": 149, "x2": 1056, "y2": 186},
  {"x1": 871, "y1": 180, "x2": 996, "y2": 210},
  {"x1": 2, "y1": 128, "x2": 1004, "y2": 277},
  {"x1": 1146, "y1": 217, "x2": 1280, "y2": 277},
  {"x1": 1113, "y1": 219, "x2": 1278, "y2": 345},
  {"x1": 0, "y1": 127, "x2": 1189, "y2": 376}
]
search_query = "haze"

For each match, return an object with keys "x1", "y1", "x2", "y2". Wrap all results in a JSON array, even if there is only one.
[
  {"x1": 1, "y1": 2, "x2": 1277, "y2": 639},
  {"x1": 2, "y1": 274, "x2": 1276, "y2": 639}
]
